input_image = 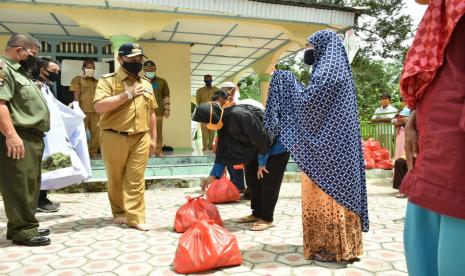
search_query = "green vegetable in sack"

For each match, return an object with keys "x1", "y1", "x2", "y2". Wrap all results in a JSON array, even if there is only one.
[{"x1": 42, "y1": 153, "x2": 72, "y2": 173}]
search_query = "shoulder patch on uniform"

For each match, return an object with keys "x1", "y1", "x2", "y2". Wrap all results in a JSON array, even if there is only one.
[
  {"x1": 101, "y1": 72, "x2": 116, "y2": 78},
  {"x1": 0, "y1": 61, "x2": 6, "y2": 87}
]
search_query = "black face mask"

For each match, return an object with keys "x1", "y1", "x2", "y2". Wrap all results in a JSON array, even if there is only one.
[
  {"x1": 122, "y1": 61, "x2": 143, "y2": 75},
  {"x1": 45, "y1": 70, "x2": 61, "y2": 82},
  {"x1": 19, "y1": 55, "x2": 37, "y2": 71},
  {"x1": 303, "y1": 49, "x2": 315, "y2": 66}
]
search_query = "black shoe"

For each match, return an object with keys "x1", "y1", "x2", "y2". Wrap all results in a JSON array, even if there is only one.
[
  {"x1": 13, "y1": 236, "x2": 51, "y2": 246},
  {"x1": 243, "y1": 188, "x2": 251, "y2": 200},
  {"x1": 37, "y1": 200, "x2": 60, "y2": 213},
  {"x1": 38, "y1": 228, "x2": 50, "y2": 237},
  {"x1": 7, "y1": 228, "x2": 50, "y2": 240}
]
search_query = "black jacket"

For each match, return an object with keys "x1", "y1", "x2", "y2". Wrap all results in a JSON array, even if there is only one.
[{"x1": 215, "y1": 105, "x2": 271, "y2": 165}]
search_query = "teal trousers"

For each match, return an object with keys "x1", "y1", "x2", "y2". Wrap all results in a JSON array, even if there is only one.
[{"x1": 404, "y1": 201, "x2": 465, "y2": 276}]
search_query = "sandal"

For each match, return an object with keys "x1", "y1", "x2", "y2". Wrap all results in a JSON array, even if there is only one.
[
  {"x1": 314, "y1": 251, "x2": 337, "y2": 262},
  {"x1": 235, "y1": 215, "x2": 259, "y2": 223},
  {"x1": 395, "y1": 193, "x2": 407, "y2": 198},
  {"x1": 250, "y1": 220, "x2": 274, "y2": 231},
  {"x1": 314, "y1": 250, "x2": 357, "y2": 269}
]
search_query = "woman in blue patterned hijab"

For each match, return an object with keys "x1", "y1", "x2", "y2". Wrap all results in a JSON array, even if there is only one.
[{"x1": 264, "y1": 30, "x2": 368, "y2": 263}]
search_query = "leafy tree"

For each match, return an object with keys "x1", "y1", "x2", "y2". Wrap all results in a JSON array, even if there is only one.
[{"x1": 238, "y1": 74, "x2": 261, "y2": 102}]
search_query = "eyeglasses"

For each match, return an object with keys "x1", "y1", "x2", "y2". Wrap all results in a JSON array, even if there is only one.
[{"x1": 13, "y1": 46, "x2": 39, "y2": 57}]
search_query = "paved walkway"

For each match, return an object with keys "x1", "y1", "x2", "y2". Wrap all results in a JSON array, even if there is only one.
[{"x1": 0, "y1": 179, "x2": 408, "y2": 276}]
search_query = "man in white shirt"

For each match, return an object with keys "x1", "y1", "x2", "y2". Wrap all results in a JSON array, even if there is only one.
[
  {"x1": 371, "y1": 93, "x2": 397, "y2": 154},
  {"x1": 371, "y1": 93, "x2": 398, "y2": 122}
]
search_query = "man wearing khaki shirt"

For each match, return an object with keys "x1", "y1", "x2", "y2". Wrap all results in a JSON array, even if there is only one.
[
  {"x1": 70, "y1": 59, "x2": 100, "y2": 159},
  {"x1": 93, "y1": 43, "x2": 157, "y2": 231},
  {"x1": 196, "y1": 74, "x2": 219, "y2": 150}
]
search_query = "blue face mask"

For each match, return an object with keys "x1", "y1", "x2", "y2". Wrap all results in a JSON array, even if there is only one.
[
  {"x1": 204, "y1": 80, "x2": 213, "y2": 86},
  {"x1": 145, "y1": 72, "x2": 156, "y2": 79}
]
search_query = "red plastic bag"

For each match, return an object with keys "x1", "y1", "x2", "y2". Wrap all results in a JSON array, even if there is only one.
[
  {"x1": 206, "y1": 176, "x2": 241, "y2": 204},
  {"x1": 363, "y1": 147, "x2": 375, "y2": 169},
  {"x1": 372, "y1": 148, "x2": 390, "y2": 162},
  {"x1": 364, "y1": 138, "x2": 382, "y2": 151},
  {"x1": 173, "y1": 214, "x2": 243, "y2": 274},
  {"x1": 174, "y1": 196, "x2": 223, "y2": 233},
  {"x1": 375, "y1": 160, "x2": 394, "y2": 170},
  {"x1": 364, "y1": 155, "x2": 376, "y2": 169}
]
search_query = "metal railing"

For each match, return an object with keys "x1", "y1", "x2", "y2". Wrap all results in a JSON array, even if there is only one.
[{"x1": 361, "y1": 122, "x2": 396, "y2": 157}]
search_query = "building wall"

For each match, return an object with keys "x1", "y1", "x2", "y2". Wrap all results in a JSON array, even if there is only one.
[
  {"x1": 0, "y1": 35, "x2": 9, "y2": 51},
  {"x1": 139, "y1": 41, "x2": 192, "y2": 149}
]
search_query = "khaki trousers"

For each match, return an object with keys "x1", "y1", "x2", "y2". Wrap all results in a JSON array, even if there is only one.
[
  {"x1": 100, "y1": 130, "x2": 150, "y2": 226},
  {"x1": 84, "y1": 112, "x2": 100, "y2": 155},
  {"x1": 155, "y1": 116, "x2": 163, "y2": 154},
  {"x1": 200, "y1": 123, "x2": 215, "y2": 150}
]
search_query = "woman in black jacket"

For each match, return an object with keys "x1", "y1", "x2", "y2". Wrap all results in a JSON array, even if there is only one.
[{"x1": 192, "y1": 101, "x2": 271, "y2": 196}]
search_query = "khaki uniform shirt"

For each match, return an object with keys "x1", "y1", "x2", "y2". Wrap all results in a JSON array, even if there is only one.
[
  {"x1": 0, "y1": 56, "x2": 50, "y2": 132},
  {"x1": 150, "y1": 76, "x2": 170, "y2": 117},
  {"x1": 70, "y1": 75, "x2": 98, "y2": 113},
  {"x1": 196, "y1": 86, "x2": 219, "y2": 105},
  {"x1": 94, "y1": 68, "x2": 157, "y2": 134}
]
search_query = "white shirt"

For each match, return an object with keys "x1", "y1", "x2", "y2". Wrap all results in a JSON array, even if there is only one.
[{"x1": 371, "y1": 105, "x2": 398, "y2": 120}]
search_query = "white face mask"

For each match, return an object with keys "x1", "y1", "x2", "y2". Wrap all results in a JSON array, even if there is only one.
[{"x1": 84, "y1": 68, "x2": 95, "y2": 78}]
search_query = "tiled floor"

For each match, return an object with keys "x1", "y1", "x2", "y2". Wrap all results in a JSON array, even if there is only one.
[{"x1": 0, "y1": 178, "x2": 408, "y2": 276}]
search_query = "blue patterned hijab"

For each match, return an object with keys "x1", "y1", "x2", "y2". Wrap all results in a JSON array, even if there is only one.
[{"x1": 264, "y1": 30, "x2": 369, "y2": 231}]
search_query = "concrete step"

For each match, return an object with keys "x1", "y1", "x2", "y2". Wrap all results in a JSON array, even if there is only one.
[
  {"x1": 53, "y1": 153, "x2": 393, "y2": 193},
  {"x1": 89, "y1": 156, "x2": 301, "y2": 180}
]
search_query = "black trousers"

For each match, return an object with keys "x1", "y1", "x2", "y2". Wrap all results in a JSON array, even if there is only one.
[
  {"x1": 244, "y1": 152, "x2": 290, "y2": 222},
  {"x1": 38, "y1": 190, "x2": 48, "y2": 202},
  {"x1": 393, "y1": 158, "x2": 408, "y2": 190}
]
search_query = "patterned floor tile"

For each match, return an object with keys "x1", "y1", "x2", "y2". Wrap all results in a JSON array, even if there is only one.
[
  {"x1": 114, "y1": 263, "x2": 154, "y2": 275},
  {"x1": 147, "y1": 255, "x2": 174, "y2": 267},
  {"x1": 270, "y1": 229, "x2": 301, "y2": 238},
  {"x1": 276, "y1": 252, "x2": 311, "y2": 266},
  {"x1": 50, "y1": 257, "x2": 89, "y2": 269},
  {"x1": 333, "y1": 267, "x2": 375, "y2": 276},
  {"x1": 220, "y1": 261, "x2": 253, "y2": 274},
  {"x1": 352, "y1": 257, "x2": 393, "y2": 272},
  {"x1": 381, "y1": 242, "x2": 404, "y2": 253},
  {"x1": 0, "y1": 180, "x2": 412, "y2": 276},
  {"x1": 0, "y1": 262, "x2": 22, "y2": 274},
  {"x1": 146, "y1": 244, "x2": 177, "y2": 255},
  {"x1": 292, "y1": 266, "x2": 332, "y2": 276},
  {"x1": 21, "y1": 253, "x2": 59, "y2": 265},
  {"x1": 367, "y1": 250, "x2": 405, "y2": 262},
  {"x1": 118, "y1": 242, "x2": 150, "y2": 252},
  {"x1": 252, "y1": 261, "x2": 293, "y2": 275},
  {"x1": 43, "y1": 268, "x2": 85, "y2": 276},
  {"x1": 238, "y1": 241, "x2": 265, "y2": 252},
  {"x1": 376, "y1": 271, "x2": 408, "y2": 276},
  {"x1": 263, "y1": 244, "x2": 297, "y2": 254},
  {"x1": 253, "y1": 235, "x2": 284, "y2": 245},
  {"x1": 9, "y1": 265, "x2": 52, "y2": 276},
  {"x1": 57, "y1": 246, "x2": 93, "y2": 257},
  {"x1": 149, "y1": 266, "x2": 184, "y2": 276},
  {"x1": 0, "y1": 251, "x2": 31, "y2": 262},
  {"x1": 116, "y1": 252, "x2": 151, "y2": 264},
  {"x1": 242, "y1": 251, "x2": 277, "y2": 263},
  {"x1": 392, "y1": 260, "x2": 408, "y2": 273},
  {"x1": 86, "y1": 249, "x2": 121, "y2": 260},
  {"x1": 81, "y1": 260, "x2": 120, "y2": 274}
]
